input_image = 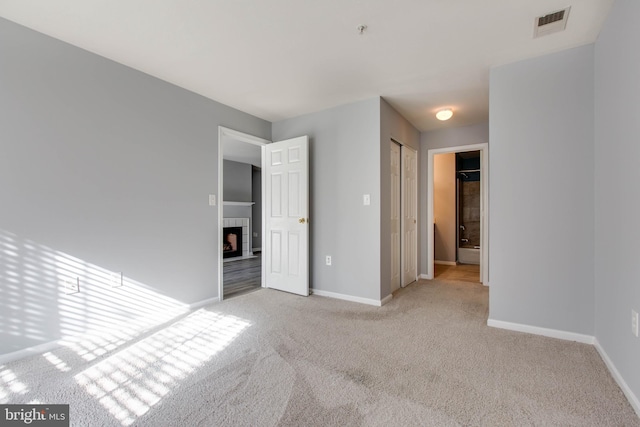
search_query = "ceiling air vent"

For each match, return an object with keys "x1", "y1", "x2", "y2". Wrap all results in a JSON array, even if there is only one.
[{"x1": 534, "y1": 7, "x2": 571, "y2": 38}]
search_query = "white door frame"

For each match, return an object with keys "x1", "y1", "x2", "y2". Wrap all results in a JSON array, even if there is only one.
[
  {"x1": 218, "y1": 126, "x2": 270, "y2": 301},
  {"x1": 427, "y1": 143, "x2": 489, "y2": 285}
]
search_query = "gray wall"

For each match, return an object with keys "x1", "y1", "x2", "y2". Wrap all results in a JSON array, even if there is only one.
[
  {"x1": 273, "y1": 99, "x2": 381, "y2": 301},
  {"x1": 594, "y1": 0, "x2": 640, "y2": 404},
  {"x1": 223, "y1": 160, "x2": 252, "y2": 201},
  {"x1": 379, "y1": 99, "x2": 420, "y2": 298},
  {"x1": 488, "y1": 45, "x2": 595, "y2": 334},
  {"x1": 0, "y1": 18, "x2": 270, "y2": 354},
  {"x1": 419, "y1": 122, "x2": 489, "y2": 274}
]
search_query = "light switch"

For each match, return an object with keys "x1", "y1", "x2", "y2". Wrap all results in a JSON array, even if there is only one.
[
  {"x1": 209, "y1": 195, "x2": 216, "y2": 206},
  {"x1": 363, "y1": 194, "x2": 371, "y2": 206}
]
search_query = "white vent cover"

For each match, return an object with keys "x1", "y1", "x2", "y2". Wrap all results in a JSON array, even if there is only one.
[{"x1": 534, "y1": 7, "x2": 571, "y2": 38}]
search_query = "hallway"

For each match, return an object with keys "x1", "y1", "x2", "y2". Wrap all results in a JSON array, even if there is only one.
[{"x1": 434, "y1": 263, "x2": 480, "y2": 283}]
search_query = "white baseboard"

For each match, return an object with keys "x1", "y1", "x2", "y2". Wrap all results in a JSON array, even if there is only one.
[
  {"x1": 189, "y1": 296, "x2": 220, "y2": 310},
  {"x1": 380, "y1": 294, "x2": 393, "y2": 306},
  {"x1": 311, "y1": 289, "x2": 387, "y2": 307},
  {"x1": 594, "y1": 338, "x2": 640, "y2": 417},
  {"x1": 419, "y1": 274, "x2": 431, "y2": 280},
  {"x1": 434, "y1": 260, "x2": 457, "y2": 266},
  {"x1": 487, "y1": 319, "x2": 595, "y2": 344},
  {"x1": 0, "y1": 339, "x2": 63, "y2": 365}
]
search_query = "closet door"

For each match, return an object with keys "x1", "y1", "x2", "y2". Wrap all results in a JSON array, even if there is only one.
[
  {"x1": 390, "y1": 141, "x2": 401, "y2": 292},
  {"x1": 402, "y1": 146, "x2": 418, "y2": 287}
]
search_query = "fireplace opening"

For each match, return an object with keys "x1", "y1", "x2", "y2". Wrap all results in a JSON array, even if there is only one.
[{"x1": 223, "y1": 227, "x2": 243, "y2": 259}]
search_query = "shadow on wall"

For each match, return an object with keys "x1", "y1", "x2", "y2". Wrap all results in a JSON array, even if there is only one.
[{"x1": 0, "y1": 229, "x2": 195, "y2": 355}]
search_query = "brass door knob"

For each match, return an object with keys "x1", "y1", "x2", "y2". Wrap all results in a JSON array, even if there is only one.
[{"x1": 299, "y1": 218, "x2": 306, "y2": 224}]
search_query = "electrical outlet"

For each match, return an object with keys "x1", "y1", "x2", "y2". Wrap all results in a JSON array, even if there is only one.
[
  {"x1": 325, "y1": 255, "x2": 332, "y2": 266},
  {"x1": 209, "y1": 195, "x2": 216, "y2": 206},
  {"x1": 110, "y1": 272, "x2": 123, "y2": 288},
  {"x1": 64, "y1": 277, "x2": 80, "y2": 295},
  {"x1": 363, "y1": 194, "x2": 371, "y2": 206},
  {"x1": 632, "y1": 310, "x2": 639, "y2": 338}
]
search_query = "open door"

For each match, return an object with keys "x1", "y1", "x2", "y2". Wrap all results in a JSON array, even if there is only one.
[{"x1": 264, "y1": 136, "x2": 309, "y2": 296}]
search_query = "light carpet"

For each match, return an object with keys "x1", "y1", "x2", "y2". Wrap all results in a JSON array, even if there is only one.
[{"x1": 1, "y1": 279, "x2": 638, "y2": 426}]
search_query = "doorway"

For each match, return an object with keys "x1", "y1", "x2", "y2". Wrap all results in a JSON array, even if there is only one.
[
  {"x1": 427, "y1": 143, "x2": 489, "y2": 285},
  {"x1": 218, "y1": 127, "x2": 269, "y2": 300}
]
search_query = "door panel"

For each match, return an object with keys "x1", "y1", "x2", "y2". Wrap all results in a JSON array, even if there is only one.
[
  {"x1": 402, "y1": 146, "x2": 418, "y2": 287},
  {"x1": 265, "y1": 136, "x2": 309, "y2": 296},
  {"x1": 390, "y1": 141, "x2": 401, "y2": 292}
]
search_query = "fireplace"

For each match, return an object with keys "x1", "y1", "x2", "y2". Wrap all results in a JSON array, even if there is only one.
[{"x1": 223, "y1": 227, "x2": 243, "y2": 259}]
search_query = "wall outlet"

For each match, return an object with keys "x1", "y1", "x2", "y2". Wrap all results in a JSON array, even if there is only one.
[
  {"x1": 64, "y1": 277, "x2": 80, "y2": 295},
  {"x1": 325, "y1": 255, "x2": 332, "y2": 266},
  {"x1": 111, "y1": 272, "x2": 123, "y2": 288},
  {"x1": 632, "y1": 310, "x2": 639, "y2": 338},
  {"x1": 363, "y1": 194, "x2": 371, "y2": 206},
  {"x1": 209, "y1": 194, "x2": 216, "y2": 206}
]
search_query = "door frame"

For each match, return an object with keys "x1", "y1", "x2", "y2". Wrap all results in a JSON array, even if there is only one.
[
  {"x1": 218, "y1": 126, "x2": 270, "y2": 301},
  {"x1": 427, "y1": 143, "x2": 489, "y2": 285}
]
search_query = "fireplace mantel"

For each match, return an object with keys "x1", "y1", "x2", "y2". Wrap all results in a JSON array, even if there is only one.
[{"x1": 223, "y1": 201, "x2": 255, "y2": 206}]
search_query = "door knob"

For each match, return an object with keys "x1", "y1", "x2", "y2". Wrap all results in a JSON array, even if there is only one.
[{"x1": 299, "y1": 218, "x2": 306, "y2": 224}]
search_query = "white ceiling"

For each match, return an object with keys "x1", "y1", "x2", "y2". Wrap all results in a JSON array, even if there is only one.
[{"x1": 0, "y1": 0, "x2": 614, "y2": 131}]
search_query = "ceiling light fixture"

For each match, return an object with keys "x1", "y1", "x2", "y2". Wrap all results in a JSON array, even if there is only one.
[
  {"x1": 436, "y1": 109, "x2": 453, "y2": 121},
  {"x1": 357, "y1": 25, "x2": 367, "y2": 35}
]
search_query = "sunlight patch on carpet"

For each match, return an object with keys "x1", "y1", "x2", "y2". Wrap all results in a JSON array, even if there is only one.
[
  {"x1": 74, "y1": 310, "x2": 250, "y2": 425},
  {"x1": 0, "y1": 368, "x2": 28, "y2": 399}
]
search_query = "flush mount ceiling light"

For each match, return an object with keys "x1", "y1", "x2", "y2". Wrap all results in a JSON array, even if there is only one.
[{"x1": 436, "y1": 109, "x2": 453, "y2": 121}]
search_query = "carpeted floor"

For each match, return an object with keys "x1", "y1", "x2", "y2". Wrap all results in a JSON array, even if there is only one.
[{"x1": 1, "y1": 278, "x2": 638, "y2": 426}]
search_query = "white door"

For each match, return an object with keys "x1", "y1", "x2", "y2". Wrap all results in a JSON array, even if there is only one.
[
  {"x1": 390, "y1": 141, "x2": 401, "y2": 292},
  {"x1": 264, "y1": 136, "x2": 309, "y2": 296},
  {"x1": 402, "y1": 146, "x2": 418, "y2": 287}
]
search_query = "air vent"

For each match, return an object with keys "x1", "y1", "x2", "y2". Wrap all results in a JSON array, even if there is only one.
[{"x1": 534, "y1": 7, "x2": 571, "y2": 38}]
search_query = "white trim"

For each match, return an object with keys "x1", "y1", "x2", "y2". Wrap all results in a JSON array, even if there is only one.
[
  {"x1": 223, "y1": 201, "x2": 255, "y2": 206},
  {"x1": 434, "y1": 260, "x2": 457, "y2": 266},
  {"x1": 427, "y1": 143, "x2": 489, "y2": 284},
  {"x1": 0, "y1": 340, "x2": 62, "y2": 365},
  {"x1": 218, "y1": 126, "x2": 270, "y2": 301},
  {"x1": 188, "y1": 296, "x2": 220, "y2": 310},
  {"x1": 380, "y1": 294, "x2": 394, "y2": 306},
  {"x1": 311, "y1": 289, "x2": 389, "y2": 307},
  {"x1": 419, "y1": 273, "x2": 429, "y2": 280},
  {"x1": 594, "y1": 338, "x2": 640, "y2": 417},
  {"x1": 487, "y1": 319, "x2": 595, "y2": 344}
]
